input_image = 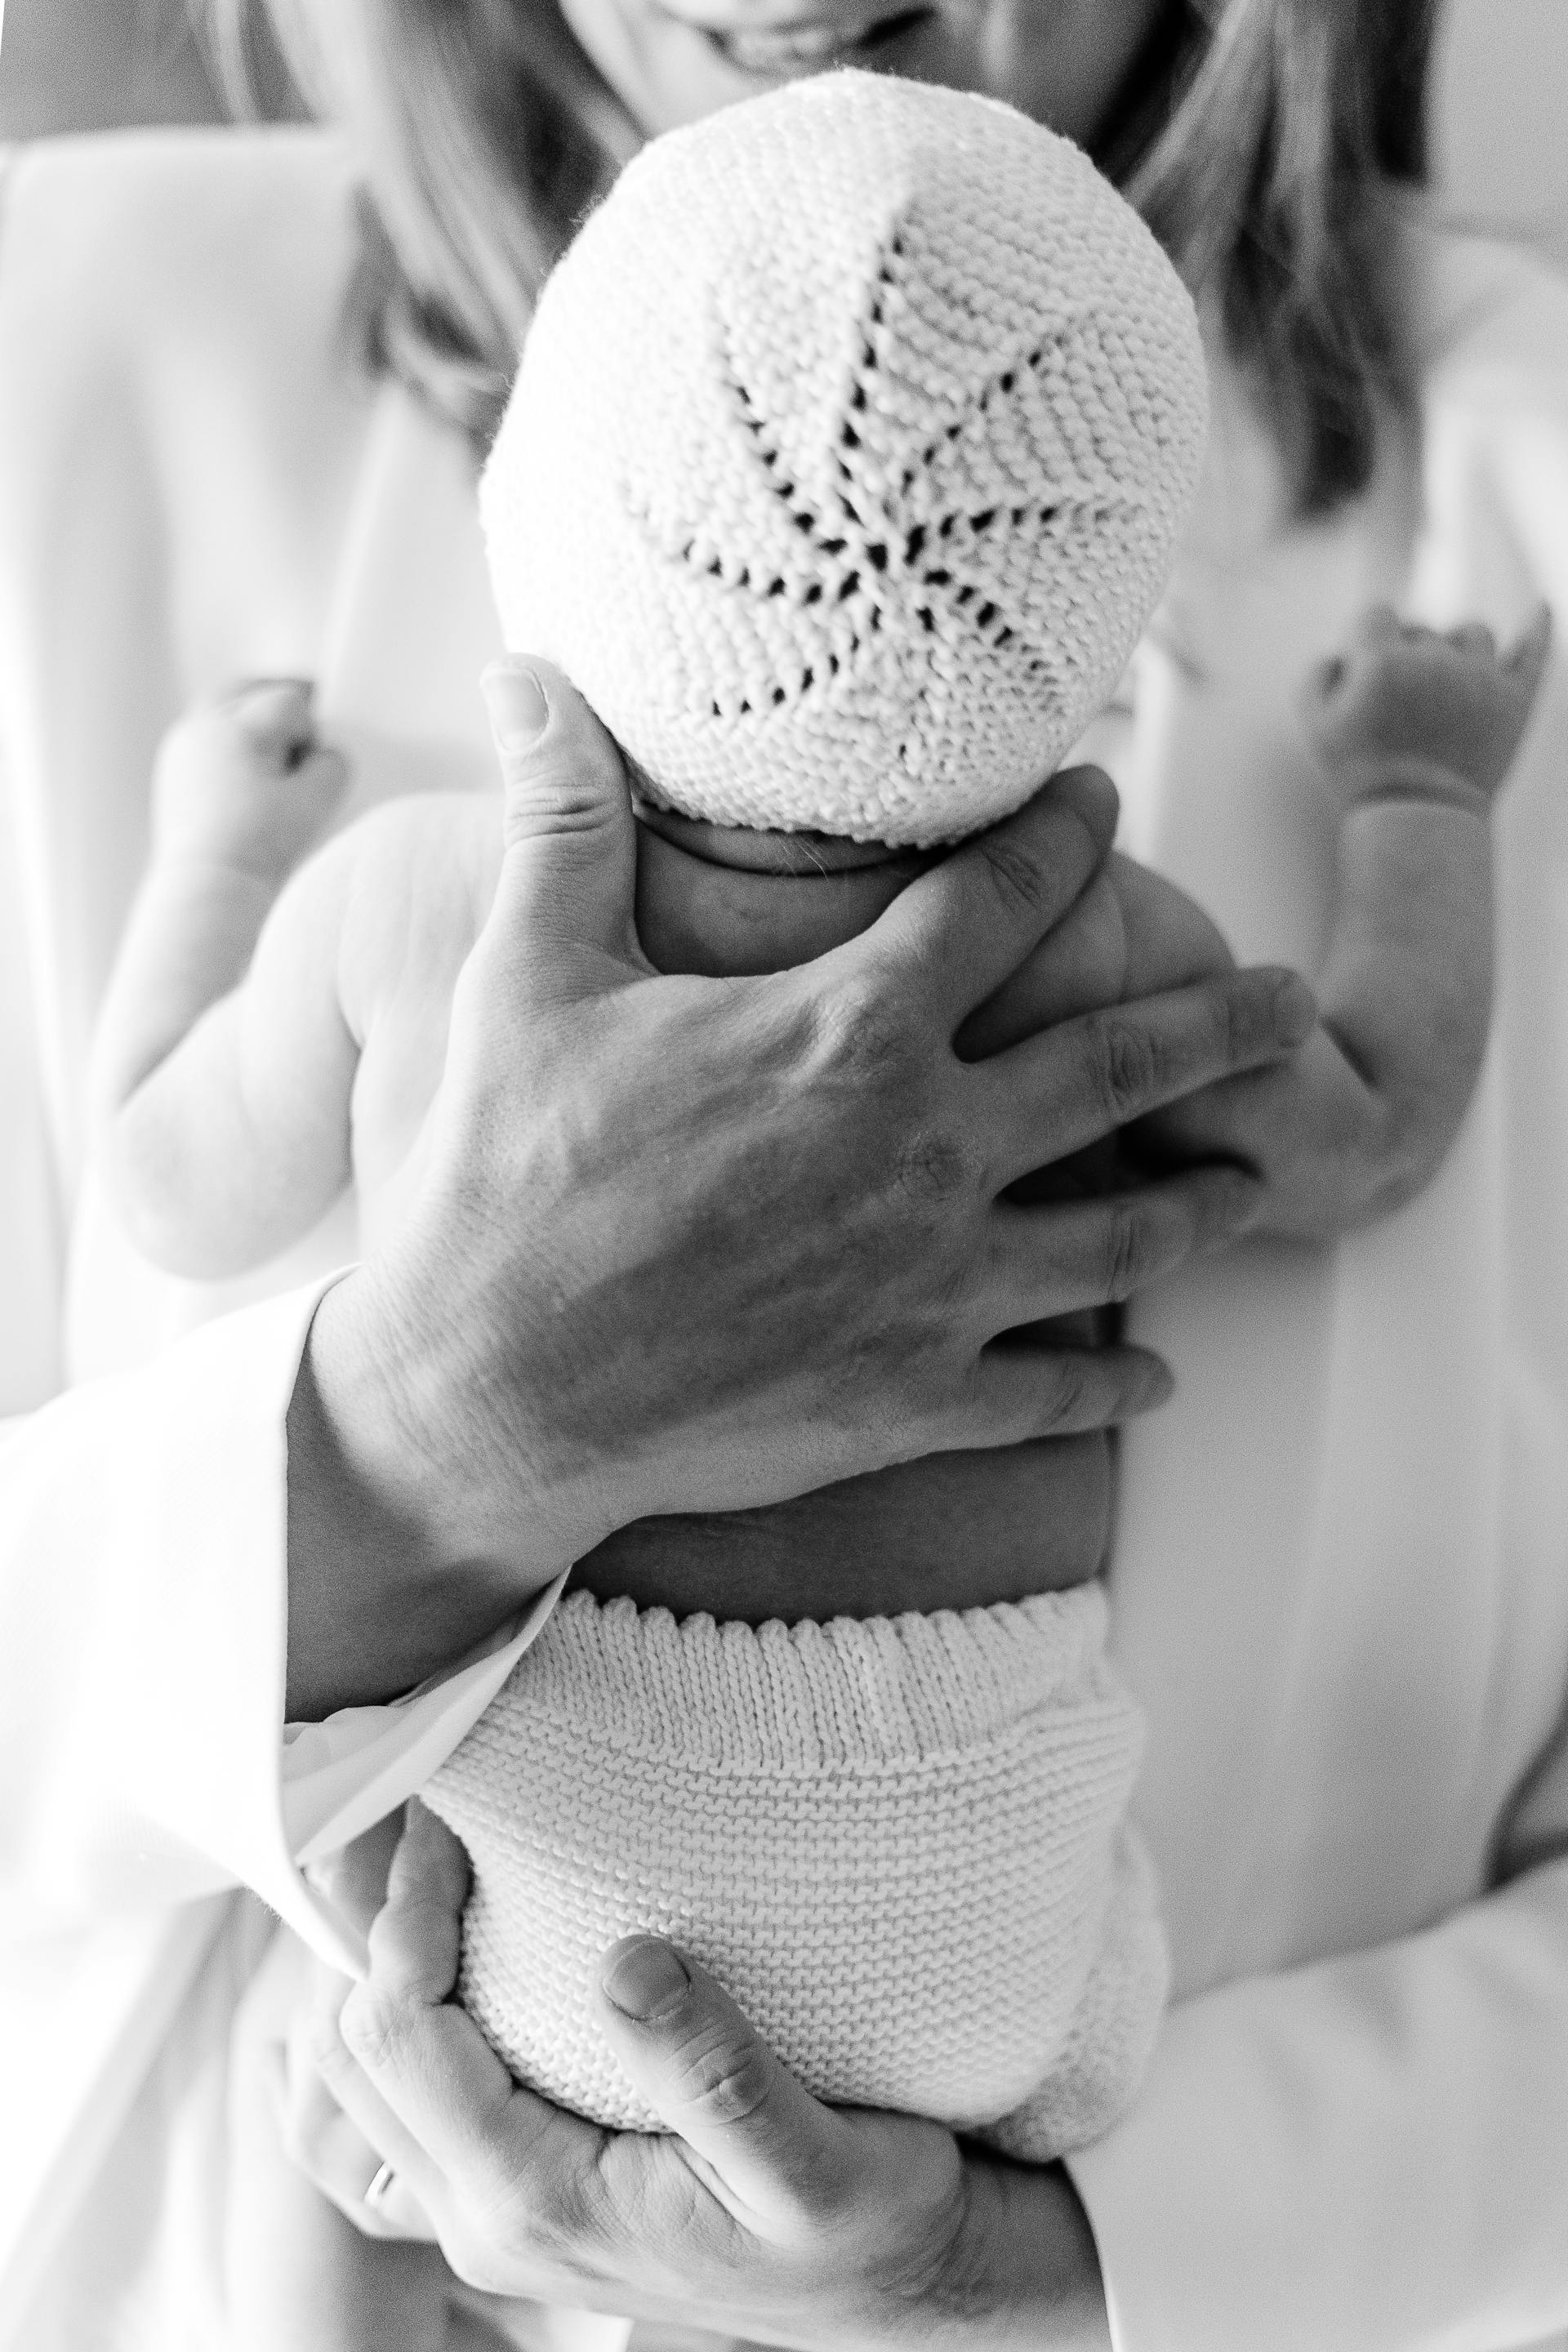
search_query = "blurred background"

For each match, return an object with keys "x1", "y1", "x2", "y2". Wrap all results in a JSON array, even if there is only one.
[
  {"x1": 0, "y1": 0, "x2": 1564, "y2": 256},
  {"x1": 0, "y1": 0, "x2": 303, "y2": 136}
]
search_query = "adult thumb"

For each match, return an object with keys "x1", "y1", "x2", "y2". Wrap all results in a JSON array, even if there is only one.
[
  {"x1": 595, "y1": 1937, "x2": 854, "y2": 2228},
  {"x1": 479, "y1": 656, "x2": 646, "y2": 992}
]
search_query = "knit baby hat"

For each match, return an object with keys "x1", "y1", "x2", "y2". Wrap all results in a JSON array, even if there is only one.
[{"x1": 481, "y1": 69, "x2": 1208, "y2": 847}]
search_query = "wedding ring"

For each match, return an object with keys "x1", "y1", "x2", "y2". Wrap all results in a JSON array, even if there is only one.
[{"x1": 363, "y1": 2159, "x2": 397, "y2": 2209}]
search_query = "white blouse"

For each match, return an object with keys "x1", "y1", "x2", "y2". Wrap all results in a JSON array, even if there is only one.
[{"x1": 1, "y1": 125, "x2": 1566, "y2": 2352}]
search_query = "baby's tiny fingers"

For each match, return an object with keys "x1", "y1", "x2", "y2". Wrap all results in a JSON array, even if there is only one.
[
  {"x1": 228, "y1": 678, "x2": 318, "y2": 767},
  {"x1": 1353, "y1": 601, "x2": 1405, "y2": 647},
  {"x1": 1309, "y1": 650, "x2": 1348, "y2": 702},
  {"x1": 1506, "y1": 601, "x2": 1554, "y2": 686}
]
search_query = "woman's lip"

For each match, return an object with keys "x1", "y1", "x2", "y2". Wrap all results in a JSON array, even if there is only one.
[
  {"x1": 709, "y1": 21, "x2": 856, "y2": 66},
  {"x1": 670, "y1": 5, "x2": 934, "y2": 70}
]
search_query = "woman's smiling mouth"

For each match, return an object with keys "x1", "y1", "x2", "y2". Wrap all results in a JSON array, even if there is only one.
[{"x1": 676, "y1": 6, "x2": 937, "y2": 76}]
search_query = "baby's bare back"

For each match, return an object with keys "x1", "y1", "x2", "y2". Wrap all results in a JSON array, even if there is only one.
[
  {"x1": 338, "y1": 796, "x2": 1118, "y2": 1620},
  {"x1": 570, "y1": 1432, "x2": 1111, "y2": 1621}
]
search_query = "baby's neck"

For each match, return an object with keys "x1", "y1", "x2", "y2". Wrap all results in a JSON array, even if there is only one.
[{"x1": 633, "y1": 804, "x2": 928, "y2": 978}]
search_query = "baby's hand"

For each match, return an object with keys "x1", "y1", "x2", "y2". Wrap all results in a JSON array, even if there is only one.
[
  {"x1": 151, "y1": 679, "x2": 347, "y2": 875},
  {"x1": 1302, "y1": 602, "x2": 1552, "y2": 808}
]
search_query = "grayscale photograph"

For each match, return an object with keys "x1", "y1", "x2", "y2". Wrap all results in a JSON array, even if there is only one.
[{"x1": 1, "y1": 0, "x2": 1566, "y2": 2345}]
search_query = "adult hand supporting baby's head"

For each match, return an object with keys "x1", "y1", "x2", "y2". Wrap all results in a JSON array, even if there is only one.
[
  {"x1": 287, "y1": 657, "x2": 1312, "y2": 1717},
  {"x1": 477, "y1": 657, "x2": 652, "y2": 994}
]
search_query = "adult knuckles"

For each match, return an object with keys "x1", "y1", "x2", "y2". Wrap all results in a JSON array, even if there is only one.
[
  {"x1": 1096, "y1": 1195, "x2": 1171, "y2": 1303},
  {"x1": 1085, "y1": 979, "x2": 1278, "y2": 1129},
  {"x1": 1040, "y1": 1344, "x2": 1094, "y2": 1429},
  {"x1": 973, "y1": 826, "x2": 1058, "y2": 930},
  {"x1": 1078, "y1": 1009, "x2": 1165, "y2": 1126},
  {"x1": 337, "y1": 1981, "x2": 420, "y2": 2080},
  {"x1": 501, "y1": 763, "x2": 622, "y2": 849},
  {"x1": 664, "y1": 2016, "x2": 776, "y2": 2131},
  {"x1": 808, "y1": 970, "x2": 924, "y2": 1095},
  {"x1": 1219, "y1": 970, "x2": 1291, "y2": 1067},
  {"x1": 890, "y1": 1120, "x2": 980, "y2": 1215}
]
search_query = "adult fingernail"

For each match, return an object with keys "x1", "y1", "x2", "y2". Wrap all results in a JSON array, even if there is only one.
[
  {"x1": 230, "y1": 679, "x2": 315, "y2": 760},
  {"x1": 601, "y1": 1939, "x2": 690, "y2": 2022},
  {"x1": 482, "y1": 663, "x2": 549, "y2": 750},
  {"x1": 1132, "y1": 1352, "x2": 1175, "y2": 1409},
  {"x1": 1200, "y1": 1168, "x2": 1265, "y2": 1247},
  {"x1": 1272, "y1": 973, "x2": 1317, "y2": 1047},
  {"x1": 1055, "y1": 763, "x2": 1120, "y2": 835}
]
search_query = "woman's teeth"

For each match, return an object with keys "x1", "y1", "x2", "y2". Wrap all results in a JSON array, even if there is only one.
[
  {"x1": 706, "y1": 11, "x2": 925, "y2": 72},
  {"x1": 712, "y1": 20, "x2": 858, "y2": 67}
]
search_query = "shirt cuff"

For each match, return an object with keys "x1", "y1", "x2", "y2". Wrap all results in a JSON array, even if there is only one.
[{"x1": 283, "y1": 1570, "x2": 568, "y2": 1871}]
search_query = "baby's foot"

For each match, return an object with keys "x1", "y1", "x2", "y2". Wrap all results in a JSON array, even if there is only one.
[
  {"x1": 1303, "y1": 602, "x2": 1552, "y2": 808},
  {"x1": 150, "y1": 679, "x2": 348, "y2": 879}
]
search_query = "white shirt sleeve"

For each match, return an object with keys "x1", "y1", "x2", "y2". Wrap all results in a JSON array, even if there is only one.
[
  {"x1": 1067, "y1": 1849, "x2": 1568, "y2": 2352},
  {"x1": 0, "y1": 1277, "x2": 563, "y2": 1980}
]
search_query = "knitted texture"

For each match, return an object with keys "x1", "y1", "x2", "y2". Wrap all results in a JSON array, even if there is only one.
[
  {"x1": 481, "y1": 70, "x2": 1208, "y2": 845},
  {"x1": 424, "y1": 1585, "x2": 1168, "y2": 2152}
]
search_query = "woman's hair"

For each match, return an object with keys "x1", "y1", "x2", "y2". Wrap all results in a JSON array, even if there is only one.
[
  {"x1": 198, "y1": 0, "x2": 1437, "y2": 514},
  {"x1": 1131, "y1": 0, "x2": 1439, "y2": 513}
]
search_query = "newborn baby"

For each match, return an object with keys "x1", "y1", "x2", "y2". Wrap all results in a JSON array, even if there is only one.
[{"x1": 94, "y1": 74, "x2": 1547, "y2": 2167}]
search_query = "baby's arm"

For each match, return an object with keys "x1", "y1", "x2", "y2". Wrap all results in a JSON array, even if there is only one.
[
  {"x1": 96, "y1": 693, "x2": 494, "y2": 1278},
  {"x1": 92, "y1": 684, "x2": 347, "y2": 1116},
  {"x1": 1118, "y1": 607, "x2": 1552, "y2": 1239},
  {"x1": 93, "y1": 687, "x2": 361, "y2": 1276}
]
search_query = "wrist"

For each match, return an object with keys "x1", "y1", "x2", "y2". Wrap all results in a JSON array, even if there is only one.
[
  {"x1": 1332, "y1": 755, "x2": 1492, "y2": 819},
  {"x1": 284, "y1": 1270, "x2": 595, "y2": 1718},
  {"x1": 888, "y1": 2155, "x2": 1111, "y2": 2351},
  {"x1": 303, "y1": 1262, "x2": 600, "y2": 1574}
]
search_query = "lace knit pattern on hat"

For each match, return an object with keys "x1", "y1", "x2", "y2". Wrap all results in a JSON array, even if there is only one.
[
  {"x1": 481, "y1": 70, "x2": 1208, "y2": 845},
  {"x1": 424, "y1": 1587, "x2": 1169, "y2": 2154}
]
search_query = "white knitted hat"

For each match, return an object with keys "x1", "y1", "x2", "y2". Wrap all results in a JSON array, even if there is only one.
[{"x1": 482, "y1": 70, "x2": 1207, "y2": 847}]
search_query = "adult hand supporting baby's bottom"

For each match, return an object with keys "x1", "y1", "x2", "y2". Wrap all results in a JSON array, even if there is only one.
[
  {"x1": 294, "y1": 1804, "x2": 1112, "y2": 2349},
  {"x1": 286, "y1": 659, "x2": 1313, "y2": 1717}
]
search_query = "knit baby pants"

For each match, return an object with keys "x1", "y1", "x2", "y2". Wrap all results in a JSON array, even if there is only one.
[{"x1": 424, "y1": 1583, "x2": 1167, "y2": 2158}]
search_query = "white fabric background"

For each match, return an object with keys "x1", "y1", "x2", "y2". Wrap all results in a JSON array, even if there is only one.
[{"x1": 0, "y1": 127, "x2": 1566, "y2": 2351}]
